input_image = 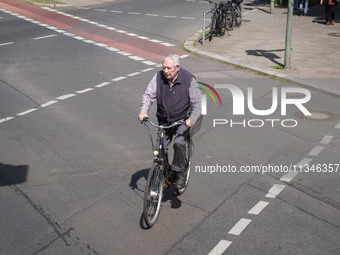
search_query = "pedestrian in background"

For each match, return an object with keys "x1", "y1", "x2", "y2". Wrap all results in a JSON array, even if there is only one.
[
  {"x1": 321, "y1": 0, "x2": 337, "y2": 25},
  {"x1": 299, "y1": 0, "x2": 308, "y2": 15}
]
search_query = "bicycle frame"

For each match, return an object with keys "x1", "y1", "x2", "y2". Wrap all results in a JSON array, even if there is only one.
[{"x1": 142, "y1": 118, "x2": 189, "y2": 227}]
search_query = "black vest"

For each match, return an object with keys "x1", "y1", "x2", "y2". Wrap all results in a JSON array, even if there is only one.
[{"x1": 156, "y1": 68, "x2": 193, "y2": 124}]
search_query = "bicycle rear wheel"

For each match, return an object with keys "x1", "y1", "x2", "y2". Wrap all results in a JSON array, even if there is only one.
[
  {"x1": 225, "y1": 10, "x2": 234, "y2": 31},
  {"x1": 235, "y1": 5, "x2": 242, "y2": 27},
  {"x1": 143, "y1": 162, "x2": 164, "y2": 227}
]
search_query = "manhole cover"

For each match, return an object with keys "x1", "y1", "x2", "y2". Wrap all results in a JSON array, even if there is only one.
[
  {"x1": 294, "y1": 110, "x2": 339, "y2": 121},
  {"x1": 328, "y1": 33, "x2": 340, "y2": 37}
]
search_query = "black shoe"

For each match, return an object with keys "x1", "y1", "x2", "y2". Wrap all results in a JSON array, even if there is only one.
[{"x1": 175, "y1": 172, "x2": 186, "y2": 190}]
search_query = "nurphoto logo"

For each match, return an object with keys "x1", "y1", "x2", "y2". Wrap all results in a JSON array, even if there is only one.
[{"x1": 199, "y1": 83, "x2": 312, "y2": 128}]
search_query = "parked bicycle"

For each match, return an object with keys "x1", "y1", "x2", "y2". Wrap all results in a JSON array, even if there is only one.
[
  {"x1": 207, "y1": 0, "x2": 227, "y2": 41},
  {"x1": 205, "y1": 0, "x2": 242, "y2": 41},
  {"x1": 231, "y1": 0, "x2": 242, "y2": 28},
  {"x1": 142, "y1": 117, "x2": 192, "y2": 228}
]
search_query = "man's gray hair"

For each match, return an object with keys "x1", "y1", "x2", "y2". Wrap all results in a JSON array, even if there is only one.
[{"x1": 163, "y1": 54, "x2": 180, "y2": 67}]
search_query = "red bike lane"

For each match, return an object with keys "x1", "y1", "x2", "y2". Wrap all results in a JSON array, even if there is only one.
[{"x1": 0, "y1": 0, "x2": 186, "y2": 63}]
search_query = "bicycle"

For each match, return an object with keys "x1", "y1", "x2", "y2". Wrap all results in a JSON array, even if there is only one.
[
  {"x1": 141, "y1": 118, "x2": 192, "y2": 228},
  {"x1": 207, "y1": 0, "x2": 226, "y2": 41},
  {"x1": 231, "y1": 0, "x2": 242, "y2": 28},
  {"x1": 219, "y1": 0, "x2": 242, "y2": 31}
]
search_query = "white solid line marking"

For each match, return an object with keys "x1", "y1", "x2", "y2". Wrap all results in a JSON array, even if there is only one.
[
  {"x1": 17, "y1": 109, "x2": 37, "y2": 116},
  {"x1": 335, "y1": 122, "x2": 340, "y2": 129},
  {"x1": 34, "y1": 34, "x2": 57, "y2": 40},
  {"x1": 76, "y1": 88, "x2": 93, "y2": 94},
  {"x1": 95, "y1": 81, "x2": 111, "y2": 88},
  {"x1": 320, "y1": 135, "x2": 333, "y2": 144},
  {"x1": 308, "y1": 146, "x2": 325, "y2": 156},
  {"x1": 56, "y1": 94, "x2": 76, "y2": 100},
  {"x1": 280, "y1": 158, "x2": 312, "y2": 182},
  {"x1": 265, "y1": 184, "x2": 285, "y2": 198},
  {"x1": 112, "y1": 76, "x2": 127, "y2": 82},
  {"x1": 208, "y1": 240, "x2": 232, "y2": 255},
  {"x1": 127, "y1": 72, "x2": 141, "y2": 77},
  {"x1": 228, "y1": 218, "x2": 252, "y2": 236},
  {"x1": 248, "y1": 201, "x2": 270, "y2": 215},
  {"x1": 41, "y1": 100, "x2": 58, "y2": 107},
  {"x1": 0, "y1": 42, "x2": 14, "y2": 46}
]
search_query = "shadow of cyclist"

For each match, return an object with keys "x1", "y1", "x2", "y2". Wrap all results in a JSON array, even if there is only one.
[{"x1": 0, "y1": 163, "x2": 29, "y2": 186}]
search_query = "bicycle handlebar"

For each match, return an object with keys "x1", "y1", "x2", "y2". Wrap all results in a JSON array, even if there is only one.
[{"x1": 142, "y1": 117, "x2": 185, "y2": 129}]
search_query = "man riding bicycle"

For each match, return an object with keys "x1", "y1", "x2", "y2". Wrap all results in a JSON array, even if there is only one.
[{"x1": 138, "y1": 54, "x2": 202, "y2": 189}]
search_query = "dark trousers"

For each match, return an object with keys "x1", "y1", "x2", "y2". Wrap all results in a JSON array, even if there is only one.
[
  {"x1": 158, "y1": 124, "x2": 190, "y2": 173},
  {"x1": 325, "y1": 4, "x2": 336, "y2": 22}
]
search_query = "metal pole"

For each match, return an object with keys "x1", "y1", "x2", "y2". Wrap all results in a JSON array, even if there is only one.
[
  {"x1": 203, "y1": 12, "x2": 206, "y2": 45},
  {"x1": 270, "y1": 0, "x2": 274, "y2": 14},
  {"x1": 284, "y1": 0, "x2": 293, "y2": 69}
]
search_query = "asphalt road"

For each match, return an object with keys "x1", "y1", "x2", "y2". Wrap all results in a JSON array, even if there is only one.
[{"x1": 0, "y1": 0, "x2": 339, "y2": 254}]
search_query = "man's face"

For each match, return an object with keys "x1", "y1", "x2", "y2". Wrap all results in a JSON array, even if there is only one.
[{"x1": 162, "y1": 59, "x2": 180, "y2": 82}]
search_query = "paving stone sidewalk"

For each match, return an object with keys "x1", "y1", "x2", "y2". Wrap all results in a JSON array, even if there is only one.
[{"x1": 187, "y1": 2, "x2": 340, "y2": 95}]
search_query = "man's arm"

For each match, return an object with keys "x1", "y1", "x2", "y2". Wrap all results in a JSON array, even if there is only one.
[
  {"x1": 138, "y1": 73, "x2": 157, "y2": 121},
  {"x1": 186, "y1": 77, "x2": 202, "y2": 127}
]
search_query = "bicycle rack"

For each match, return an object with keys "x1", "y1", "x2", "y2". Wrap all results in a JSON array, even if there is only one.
[{"x1": 202, "y1": 9, "x2": 213, "y2": 45}]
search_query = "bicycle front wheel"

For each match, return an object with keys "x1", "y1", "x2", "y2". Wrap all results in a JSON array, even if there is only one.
[{"x1": 143, "y1": 162, "x2": 164, "y2": 227}]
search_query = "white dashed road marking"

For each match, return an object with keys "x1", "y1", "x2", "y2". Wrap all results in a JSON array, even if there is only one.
[
  {"x1": 0, "y1": 42, "x2": 14, "y2": 46},
  {"x1": 17, "y1": 108, "x2": 37, "y2": 116},
  {"x1": 247, "y1": 201, "x2": 270, "y2": 215},
  {"x1": 320, "y1": 135, "x2": 333, "y2": 144},
  {"x1": 308, "y1": 146, "x2": 325, "y2": 156},
  {"x1": 265, "y1": 184, "x2": 285, "y2": 198},
  {"x1": 34, "y1": 34, "x2": 57, "y2": 40},
  {"x1": 228, "y1": 218, "x2": 252, "y2": 236},
  {"x1": 208, "y1": 240, "x2": 232, "y2": 255}
]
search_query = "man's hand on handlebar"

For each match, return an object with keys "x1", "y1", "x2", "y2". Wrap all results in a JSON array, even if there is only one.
[{"x1": 138, "y1": 112, "x2": 148, "y2": 123}]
